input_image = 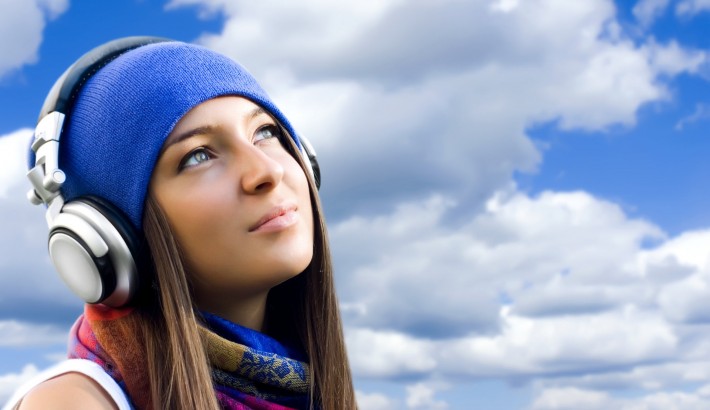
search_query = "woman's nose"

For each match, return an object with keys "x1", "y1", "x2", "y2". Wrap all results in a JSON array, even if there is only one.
[{"x1": 239, "y1": 146, "x2": 285, "y2": 194}]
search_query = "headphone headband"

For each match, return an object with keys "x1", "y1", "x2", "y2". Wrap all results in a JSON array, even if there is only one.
[{"x1": 39, "y1": 36, "x2": 171, "y2": 122}]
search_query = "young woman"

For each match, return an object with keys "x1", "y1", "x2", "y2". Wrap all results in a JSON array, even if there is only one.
[{"x1": 6, "y1": 37, "x2": 355, "y2": 409}]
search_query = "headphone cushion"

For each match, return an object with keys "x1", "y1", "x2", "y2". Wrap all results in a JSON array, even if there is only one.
[
  {"x1": 54, "y1": 197, "x2": 141, "y2": 306},
  {"x1": 48, "y1": 221, "x2": 115, "y2": 303}
]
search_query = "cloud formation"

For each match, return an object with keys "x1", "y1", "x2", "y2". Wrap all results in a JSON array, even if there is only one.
[
  {"x1": 335, "y1": 188, "x2": 709, "y2": 378},
  {"x1": 633, "y1": 0, "x2": 671, "y2": 27},
  {"x1": 334, "y1": 186, "x2": 710, "y2": 407},
  {"x1": 676, "y1": 0, "x2": 710, "y2": 16},
  {"x1": 0, "y1": 321, "x2": 67, "y2": 347},
  {"x1": 334, "y1": 190, "x2": 665, "y2": 338},
  {"x1": 0, "y1": 0, "x2": 68, "y2": 77},
  {"x1": 675, "y1": 103, "x2": 710, "y2": 131},
  {"x1": 530, "y1": 386, "x2": 710, "y2": 410},
  {"x1": 168, "y1": 0, "x2": 706, "y2": 221}
]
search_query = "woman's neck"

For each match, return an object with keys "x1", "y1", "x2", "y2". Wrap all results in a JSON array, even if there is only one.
[{"x1": 197, "y1": 291, "x2": 268, "y2": 332}]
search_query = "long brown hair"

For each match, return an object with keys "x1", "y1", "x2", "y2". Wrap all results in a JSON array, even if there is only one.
[{"x1": 140, "y1": 131, "x2": 356, "y2": 409}]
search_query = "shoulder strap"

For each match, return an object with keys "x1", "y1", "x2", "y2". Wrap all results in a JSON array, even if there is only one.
[{"x1": 2, "y1": 359, "x2": 131, "y2": 410}]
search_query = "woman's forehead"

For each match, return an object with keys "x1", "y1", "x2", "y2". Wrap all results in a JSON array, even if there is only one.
[{"x1": 163, "y1": 97, "x2": 276, "y2": 149}]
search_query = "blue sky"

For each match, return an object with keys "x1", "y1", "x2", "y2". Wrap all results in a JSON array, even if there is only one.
[{"x1": 1, "y1": 1, "x2": 709, "y2": 409}]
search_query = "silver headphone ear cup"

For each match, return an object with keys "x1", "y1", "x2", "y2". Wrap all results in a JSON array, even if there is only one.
[
  {"x1": 62, "y1": 200, "x2": 139, "y2": 307},
  {"x1": 32, "y1": 37, "x2": 165, "y2": 307},
  {"x1": 48, "y1": 213, "x2": 113, "y2": 303}
]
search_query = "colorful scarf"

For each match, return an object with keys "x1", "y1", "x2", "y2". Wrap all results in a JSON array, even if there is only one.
[{"x1": 68, "y1": 304, "x2": 311, "y2": 409}]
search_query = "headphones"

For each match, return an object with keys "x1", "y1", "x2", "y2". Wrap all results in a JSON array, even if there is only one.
[{"x1": 27, "y1": 36, "x2": 321, "y2": 307}]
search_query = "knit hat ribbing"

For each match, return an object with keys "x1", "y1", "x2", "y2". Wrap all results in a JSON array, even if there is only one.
[{"x1": 57, "y1": 42, "x2": 301, "y2": 231}]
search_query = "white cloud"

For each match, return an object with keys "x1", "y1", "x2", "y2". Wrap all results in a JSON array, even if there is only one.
[
  {"x1": 675, "y1": 103, "x2": 710, "y2": 131},
  {"x1": 440, "y1": 307, "x2": 677, "y2": 377},
  {"x1": 633, "y1": 0, "x2": 671, "y2": 27},
  {"x1": 179, "y1": 0, "x2": 702, "y2": 131},
  {"x1": 346, "y1": 328, "x2": 437, "y2": 378},
  {"x1": 629, "y1": 391, "x2": 710, "y2": 410},
  {"x1": 645, "y1": 40, "x2": 707, "y2": 77},
  {"x1": 356, "y1": 390, "x2": 399, "y2": 410},
  {"x1": 0, "y1": 365, "x2": 39, "y2": 405},
  {"x1": 333, "y1": 190, "x2": 664, "y2": 337},
  {"x1": 0, "y1": 0, "x2": 68, "y2": 77},
  {"x1": 0, "y1": 320, "x2": 67, "y2": 346},
  {"x1": 658, "y1": 272, "x2": 710, "y2": 323},
  {"x1": 640, "y1": 230, "x2": 710, "y2": 271},
  {"x1": 530, "y1": 386, "x2": 710, "y2": 410},
  {"x1": 346, "y1": 307, "x2": 678, "y2": 381},
  {"x1": 0, "y1": 129, "x2": 32, "y2": 198},
  {"x1": 335, "y1": 188, "x2": 710, "y2": 401},
  {"x1": 36, "y1": 0, "x2": 69, "y2": 19},
  {"x1": 333, "y1": 195, "x2": 502, "y2": 337},
  {"x1": 638, "y1": 230, "x2": 710, "y2": 323},
  {"x1": 676, "y1": 0, "x2": 710, "y2": 16},
  {"x1": 405, "y1": 382, "x2": 448, "y2": 410},
  {"x1": 529, "y1": 359, "x2": 710, "y2": 394},
  {"x1": 530, "y1": 387, "x2": 614, "y2": 410},
  {"x1": 490, "y1": 0, "x2": 521, "y2": 13}
]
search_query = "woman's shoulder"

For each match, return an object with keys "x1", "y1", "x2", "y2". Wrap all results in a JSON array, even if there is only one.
[
  {"x1": 4, "y1": 359, "x2": 129, "y2": 410},
  {"x1": 17, "y1": 372, "x2": 117, "y2": 410}
]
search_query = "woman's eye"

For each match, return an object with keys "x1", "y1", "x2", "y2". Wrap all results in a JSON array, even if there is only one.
[
  {"x1": 179, "y1": 147, "x2": 212, "y2": 170},
  {"x1": 254, "y1": 125, "x2": 282, "y2": 144}
]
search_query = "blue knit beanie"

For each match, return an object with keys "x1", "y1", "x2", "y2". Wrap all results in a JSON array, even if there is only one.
[{"x1": 56, "y1": 41, "x2": 302, "y2": 231}]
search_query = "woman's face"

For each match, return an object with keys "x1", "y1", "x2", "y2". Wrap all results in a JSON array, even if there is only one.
[{"x1": 149, "y1": 96, "x2": 314, "y2": 304}]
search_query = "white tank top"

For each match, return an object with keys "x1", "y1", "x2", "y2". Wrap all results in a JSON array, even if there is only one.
[{"x1": 2, "y1": 359, "x2": 131, "y2": 410}]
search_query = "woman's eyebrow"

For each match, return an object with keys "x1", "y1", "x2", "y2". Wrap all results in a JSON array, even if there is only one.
[
  {"x1": 164, "y1": 107, "x2": 268, "y2": 150},
  {"x1": 248, "y1": 106, "x2": 268, "y2": 120},
  {"x1": 164, "y1": 125, "x2": 216, "y2": 150}
]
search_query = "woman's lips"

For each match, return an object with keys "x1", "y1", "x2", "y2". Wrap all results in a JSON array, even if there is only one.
[{"x1": 249, "y1": 204, "x2": 298, "y2": 233}]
